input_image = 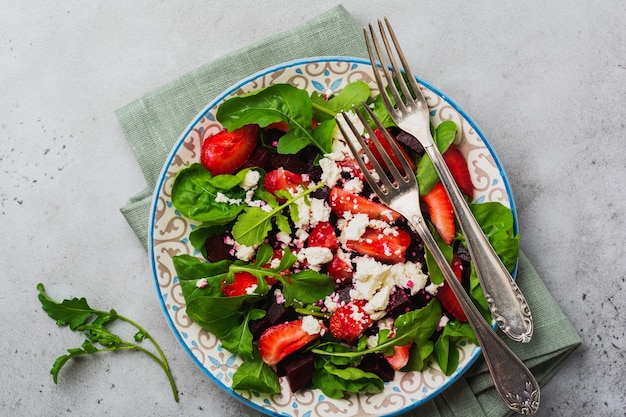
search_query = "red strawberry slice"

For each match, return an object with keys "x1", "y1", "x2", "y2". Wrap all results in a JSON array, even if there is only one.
[
  {"x1": 384, "y1": 342, "x2": 413, "y2": 371},
  {"x1": 200, "y1": 124, "x2": 258, "y2": 175},
  {"x1": 346, "y1": 227, "x2": 411, "y2": 264},
  {"x1": 329, "y1": 300, "x2": 374, "y2": 344},
  {"x1": 368, "y1": 128, "x2": 416, "y2": 174},
  {"x1": 443, "y1": 144, "x2": 474, "y2": 198},
  {"x1": 326, "y1": 253, "x2": 353, "y2": 285},
  {"x1": 258, "y1": 319, "x2": 325, "y2": 366},
  {"x1": 266, "y1": 121, "x2": 289, "y2": 132},
  {"x1": 436, "y1": 254, "x2": 468, "y2": 321},
  {"x1": 422, "y1": 182, "x2": 455, "y2": 245},
  {"x1": 329, "y1": 187, "x2": 401, "y2": 222},
  {"x1": 264, "y1": 167, "x2": 305, "y2": 200},
  {"x1": 220, "y1": 272, "x2": 259, "y2": 297},
  {"x1": 307, "y1": 221, "x2": 339, "y2": 252}
]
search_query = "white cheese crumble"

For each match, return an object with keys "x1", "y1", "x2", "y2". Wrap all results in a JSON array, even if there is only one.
[
  {"x1": 309, "y1": 198, "x2": 331, "y2": 227},
  {"x1": 241, "y1": 169, "x2": 261, "y2": 190},
  {"x1": 234, "y1": 244, "x2": 256, "y2": 262},
  {"x1": 297, "y1": 246, "x2": 333, "y2": 271},
  {"x1": 301, "y1": 315, "x2": 322, "y2": 335},
  {"x1": 340, "y1": 213, "x2": 370, "y2": 243},
  {"x1": 343, "y1": 177, "x2": 364, "y2": 194},
  {"x1": 215, "y1": 192, "x2": 242, "y2": 205},
  {"x1": 319, "y1": 157, "x2": 342, "y2": 188}
]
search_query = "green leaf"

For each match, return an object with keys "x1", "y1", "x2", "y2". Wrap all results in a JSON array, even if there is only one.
[
  {"x1": 221, "y1": 308, "x2": 265, "y2": 360},
  {"x1": 434, "y1": 320, "x2": 475, "y2": 375},
  {"x1": 173, "y1": 255, "x2": 230, "y2": 301},
  {"x1": 217, "y1": 84, "x2": 332, "y2": 154},
  {"x1": 231, "y1": 206, "x2": 274, "y2": 246},
  {"x1": 186, "y1": 294, "x2": 260, "y2": 339},
  {"x1": 171, "y1": 163, "x2": 246, "y2": 223},
  {"x1": 310, "y1": 81, "x2": 371, "y2": 121},
  {"x1": 37, "y1": 283, "x2": 96, "y2": 330},
  {"x1": 311, "y1": 361, "x2": 383, "y2": 398},
  {"x1": 231, "y1": 352, "x2": 281, "y2": 394},
  {"x1": 403, "y1": 340, "x2": 434, "y2": 372},
  {"x1": 417, "y1": 120, "x2": 458, "y2": 195},
  {"x1": 279, "y1": 270, "x2": 335, "y2": 305}
]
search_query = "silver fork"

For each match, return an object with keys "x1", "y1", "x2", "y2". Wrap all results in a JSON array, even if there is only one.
[
  {"x1": 337, "y1": 107, "x2": 540, "y2": 415},
  {"x1": 365, "y1": 18, "x2": 533, "y2": 343}
]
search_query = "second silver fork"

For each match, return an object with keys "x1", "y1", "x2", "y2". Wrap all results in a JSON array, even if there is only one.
[
  {"x1": 365, "y1": 18, "x2": 533, "y2": 343},
  {"x1": 337, "y1": 106, "x2": 540, "y2": 415}
]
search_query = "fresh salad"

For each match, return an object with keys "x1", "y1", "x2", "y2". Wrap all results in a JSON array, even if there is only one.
[{"x1": 169, "y1": 80, "x2": 519, "y2": 398}]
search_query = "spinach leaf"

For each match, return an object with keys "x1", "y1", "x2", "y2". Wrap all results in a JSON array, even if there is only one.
[
  {"x1": 312, "y1": 361, "x2": 383, "y2": 399},
  {"x1": 216, "y1": 84, "x2": 332, "y2": 154},
  {"x1": 279, "y1": 269, "x2": 336, "y2": 305},
  {"x1": 171, "y1": 163, "x2": 246, "y2": 224},
  {"x1": 231, "y1": 351, "x2": 281, "y2": 394},
  {"x1": 417, "y1": 120, "x2": 458, "y2": 195},
  {"x1": 403, "y1": 340, "x2": 434, "y2": 372},
  {"x1": 221, "y1": 308, "x2": 266, "y2": 360},
  {"x1": 186, "y1": 294, "x2": 261, "y2": 340},
  {"x1": 434, "y1": 320, "x2": 476, "y2": 376},
  {"x1": 173, "y1": 254, "x2": 229, "y2": 301}
]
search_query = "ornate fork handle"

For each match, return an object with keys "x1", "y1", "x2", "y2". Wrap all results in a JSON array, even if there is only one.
[{"x1": 406, "y1": 208, "x2": 540, "y2": 415}]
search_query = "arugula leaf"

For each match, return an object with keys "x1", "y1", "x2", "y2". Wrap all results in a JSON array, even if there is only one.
[
  {"x1": 37, "y1": 283, "x2": 179, "y2": 401},
  {"x1": 417, "y1": 120, "x2": 458, "y2": 195},
  {"x1": 231, "y1": 351, "x2": 281, "y2": 394},
  {"x1": 310, "y1": 80, "x2": 371, "y2": 121},
  {"x1": 278, "y1": 270, "x2": 335, "y2": 305},
  {"x1": 171, "y1": 163, "x2": 246, "y2": 224},
  {"x1": 221, "y1": 308, "x2": 266, "y2": 360},
  {"x1": 186, "y1": 294, "x2": 261, "y2": 340},
  {"x1": 216, "y1": 84, "x2": 332, "y2": 154}
]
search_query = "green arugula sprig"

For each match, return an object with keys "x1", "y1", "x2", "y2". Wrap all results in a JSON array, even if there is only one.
[{"x1": 37, "y1": 283, "x2": 179, "y2": 402}]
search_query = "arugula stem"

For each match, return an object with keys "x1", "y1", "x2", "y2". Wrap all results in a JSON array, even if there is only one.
[{"x1": 311, "y1": 101, "x2": 337, "y2": 118}]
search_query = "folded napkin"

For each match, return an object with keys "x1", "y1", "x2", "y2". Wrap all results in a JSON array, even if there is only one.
[{"x1": 116, "y1": 5, "x2": 581, "y2": 417}]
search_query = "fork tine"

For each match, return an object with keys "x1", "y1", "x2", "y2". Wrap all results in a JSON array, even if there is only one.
[
  {"x1": 364, "y1": 25, "x2": 404, "y2": 114},
  {"x1": 380, "y1": 17, "x2": 426, "y2": 105},
  {"x1": 359, "y1": 103, "x2": 415, "y2": 184},
  {"x1": 337, "y1": 111, "x2": 394, "y2": 196},
  {"x1": 376, "y1": 19, "x2": 416, "y2": 107}
]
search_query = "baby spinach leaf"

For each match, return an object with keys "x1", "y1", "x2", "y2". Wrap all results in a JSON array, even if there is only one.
[
  {"x1": 231, "y1": 351, "x2": 281, "y2": 394},
  {"x1": 171, "y1": 163, "x2": 246, "y2": 224},
  {"x1": 417, "y1": 120, "x2": 458, "y2": 195},
  {"x1": 312, "y1": 360, "x2": 384, "y2": 398},
  {"x1": 186, "y1": 294, "x2": 261, "y2": 340},
  {"x1": 172, "y1": 254, "x2": 229, "y2": 301},
  {"x1": 434, "y1": 320, "x2": 476, "y2": 376},
  {"x1": 403, "y1": 340, "x2": 434, "y2": 372},
  {"x1": 221, "y1": 308, "x2": 266, "y2": 360},
  {"x1": 279, "y1": 270, "x2": 335, "y2": 305},
  {"x1": 216, "y1": 84, "x2": 332, "y2": 154}
]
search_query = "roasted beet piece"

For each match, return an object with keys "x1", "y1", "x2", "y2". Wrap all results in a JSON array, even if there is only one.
[
  {"x1": 394, "y1": 129, "x2": 424, "y2": 154},
  {"x1": 204, "y1": 234, "x2": 235, "y2": 263},
  {"x1": 248, "y1": 293, "x2": 297, "y2": 339},
  {"x1": 276, "y1": 351, "x2": 316, "y2": 392},
  {"x1": 359, "y1": 353, "x2": 395, "y2": 382},
  {"x1": 386, "y1": 287, "x2": 414, "y2": 318},
  {"x1": 270, "y1": 153, "x2": 309, "y2": 174},
  {"x1": 241, "y1": 146, "x2": 274, "y2": 171}
]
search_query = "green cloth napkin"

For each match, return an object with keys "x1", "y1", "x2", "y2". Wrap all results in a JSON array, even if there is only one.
[{"x1": 115, "y1": 5, "x2": 581, "y2": 417}]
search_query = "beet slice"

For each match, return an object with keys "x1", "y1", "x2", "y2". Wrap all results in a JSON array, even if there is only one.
[
  {"x1": 359, "y1": 353, "x2": 395, "y2": 382},
  {"x1": 276, "y1": 351, "x2": 316, "y2": 392},
  {"x1": 270, "y1": 153, "x2": 309, "y2": 174},
  {"x1": 386, "y1": 287, "x2": 414, "y2": 318},
  {"x1": 241, "y1": 146, "x2": 274, "y2": 171},
  {"x1": 204, "y1": 234, "x2": 235, "y2": 263}
]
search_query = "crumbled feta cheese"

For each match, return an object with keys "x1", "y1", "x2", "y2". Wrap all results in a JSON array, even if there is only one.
[
  {"x1": 438, "y1": 315, "x2": 450, "y2": 330},
  {"x1": 245, "y1": 284, "x2": 258, "y2": 295},
  {"x1": 274, "y1": 288, "x2": 285, "y2": 304},
  {"x1": 276, "y1": 231, "x2": 292, "y2": 245},
  {"x1": 241, "y1": 169, "x2": 261, "y2": 190},
  {"x1": 299, "y1": 246, "x2": 333, "y2": 270},
  {"x1": 340, "y1": 213, "x2": 369, "y2": 243},
  {"x1": 235, "y1": 244, "x2": 256, "y2": 261},
  {"x1": 301, "y1": 315, "x2": 322, "y2": 335},
  {"x1": 215, "y1": 192, "x2": 242, "y2": 205},
  {"x1": 343, "y1": 177, "x2": 364, "y2": 194},
  {"x1": 309, "y1": 198, "x2": 331, "y2": 227},
  {"x1": 319, "y1": 157, "x2": 342, "y2": 188},
  {"x1": 425, "y1": 281, "x2": 444, "y2": 295},
  {"x1": 324, "y1": 292, "x2": 341, "y2": 313},
  {"x1": 364, "y1": 285, "x2": 392, "y2": 320},
  {"x1": 196, "y1": 278, "x2": 208, "y2": 289},
  {"x1": 293, "y1": 194, "x2": 311, "y2": 229}
]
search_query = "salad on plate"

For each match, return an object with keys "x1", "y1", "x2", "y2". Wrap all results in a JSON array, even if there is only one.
[{"x1": 168, "y1": 80, "x2": 518, "y2": 396}]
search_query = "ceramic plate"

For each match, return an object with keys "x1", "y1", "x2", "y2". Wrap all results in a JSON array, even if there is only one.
[{"x1": 148, "y1": 57, "x2": 517, "y2": 417}]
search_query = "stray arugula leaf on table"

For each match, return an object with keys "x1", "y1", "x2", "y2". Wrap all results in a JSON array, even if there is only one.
[{"x1": 37, "y1": 283, "x2": 179, "y2": 402}]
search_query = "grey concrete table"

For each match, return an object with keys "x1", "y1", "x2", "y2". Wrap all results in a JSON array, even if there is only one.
[{"x1": 1, "y1": 1, "x2": 624, "y2": 416}]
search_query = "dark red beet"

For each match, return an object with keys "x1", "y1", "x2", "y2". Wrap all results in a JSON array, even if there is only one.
[
  {"x1": 395, "y1": 129, "x2": 424, "y2": 154},
  {"x1": 276, "y1": 351, "x2": 315, "y2": 392},
  {"x1": 270, "y1": 153, "x2": 309, "y2": 174},
  {"x1": 359, "y1": 353, "x2": 395, "y2": 382},
  {"x1": 266, "y1": 299, "x2": 297, "y2": 325},
  {"x1": 241, "y1": 146, "x2": 274, "y2": 171},
  {"x1": 386, "y1": 287, "x2": 414, "y2": 318},
  {"x1": 204, "y1": 234, "x2": 235, "y2": 263}
]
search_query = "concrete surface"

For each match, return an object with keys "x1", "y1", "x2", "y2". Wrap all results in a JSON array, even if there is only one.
[{"x1": 1, "y1": 1, "x2": 625, "y2": 416}]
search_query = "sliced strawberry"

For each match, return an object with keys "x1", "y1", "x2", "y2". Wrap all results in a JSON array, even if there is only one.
[
  {"x1": 346, "y1": 227, "x2": 411, "y2": 264},
  {"x1": 384, "y1": 342, "x2": 413, "y2": 371},
  {"x1": 422, "y1": 182, "x2": 455, "y2": 245},
  {"x1": 264, "y1": 167, "x2": 305, "y2": 200},
  {"x1": 368, "y1": 128, "x2": 416, "y2": 174},
  {"x1": 436, "y1": 254, "x2": 468, "y2": 321},
  {"x1": 329, "y1": 300, "x2": 374, "y2": 344},
  {"x1": 443, "y1": 144, "x2": 474, "y2": 198},
  {"x1": 266, "y1": 121, "x2": 289, "y2": 132},
  {"x1": 201, "y1": 124, "x2": 258, "y2": 175},
  {"x1": 326, "y1": 252, "x2": 353, "y2": 285},
  {"x1": 258, "y1": 319, "x2": 325, "y2": 366},
  {"x1": 329, "y1": 187, "x2": 401, "y2": 222},
  {"x1": 220, "y1": 272, "x2": 259, "y2": 297},
  {"x1": 307, "y1": 222, "x2": 339, "y2": 252}
]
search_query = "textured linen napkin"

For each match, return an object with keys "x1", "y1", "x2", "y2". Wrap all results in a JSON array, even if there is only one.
[{"x1": 116, "y1": 5, "x2": 581, "y2": 417}]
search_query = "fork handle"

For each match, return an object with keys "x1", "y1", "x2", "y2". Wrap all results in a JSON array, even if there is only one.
[
  {"x1": 409, "y1": 215, "x2": 540, "y2": 415},
  {"x1": 425, "y1": 144, "x2": 534, "y2": 343}
]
